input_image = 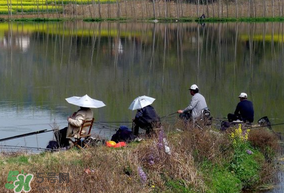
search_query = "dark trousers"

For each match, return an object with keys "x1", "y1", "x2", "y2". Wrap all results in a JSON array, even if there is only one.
[
  {"x1": 132, "y1": 121, "x2": 151, "y2": 135},
  {"x1": 54, "y1": 127, "x2": 70, "y2": 147},
  {"x1": 227, "y1": 113, "x2": 241, "y2": 122},
  {"x1": 132, "y1": 121, "x2": 161, "y2": 136},
  {"x1": 179, "y1": 111, "x2": 192, "y2": 121}
]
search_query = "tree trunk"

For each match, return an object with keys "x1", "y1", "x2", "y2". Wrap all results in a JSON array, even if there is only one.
[
  {"x1": 206, "y1": 0, "x2": 209, "y2": 18},
  {"x1": 253, "y1": 0, "x2": 256, "y2": 17},
  {"x1": 98, "y1": 0, "x2": 101, "y2": 18},
  {"x1": 272, "y1": 0, "x2": 275, "y2": 18},
  {"x1": 152, "y1": 0, "x2": 156, "y2": 19},
  {"x1": 226, "y1": 0, "x2": 228, "y2": 18},
  {"x1": 176, "y1": 0, "x2": 179, "y2": 18},
  {"x1": 235, "y1": 0, "x2": 238, "y2": 18},
  {"x1": 263, "y1": 0, "x2": 266, "y2": 17},
  {"x1": 221, "y1": 0, "x2": 224, "y2": 18},
  {"x1": 278, "y1": 0, "x2": 281, "y2": 17},
  {"x1": 248, "y1": 0, "x2": 251, "y2": 17},
  {"x1": 218, "y1": 0, "x2": 221, "y2": 18},
  {"x1": 197, "y1": 0, "x2": 199, "y2": 18},
  {"x1": 116, "y1": 0, "x2": 120, "y2": 18},
  {"x1": 212, "y1": 0, "x2": 215, "y2": 17},
  {"x1": 165, "y1": 0, "x2": 168, "y2": 19}
]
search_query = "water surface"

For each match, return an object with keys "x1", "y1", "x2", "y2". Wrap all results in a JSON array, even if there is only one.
[{"x1": 0, "y1": 21, "x2": 284, "y2": 151}]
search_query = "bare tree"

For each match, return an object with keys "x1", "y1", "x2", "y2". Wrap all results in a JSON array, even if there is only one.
[
  {"x1": 206, "y1": 0, "x2": 209, "y2": 17},
  {"x1": 282, "y1": 0, "x2": 284, "y2": 17},
  {"x1": 165, "y1": 0, "x2": 168, "y2": 18},
  {"x1": 116, "y1": 0, "x2": 120, "y2": 18},
  {"x1": 19, "y1": 0, "x2": 24, "y2": 18},
  {"x1": 212, "y1": 0, "x2": 215, "y2": 17},
  {"x1": 152, "y1": 0, "x2": 156, "y2": 19},
  {"x1": 36, "y1": 0, "x2": 39, "y2": 18},
  {"x1": 6, "y1": 0, "x2": 10, "y2": 20},
  {"x1": 263, "y1": 0, "x2": 266, "y2": 17},
  {"x1": 253, "y1": 0, "x2": 256, "y2": 17},
  {"x1": 235, "y1": 0, "x2": 238, "y2": 18},
  {"x1": 197, "y1": 0, "x2": 199, "y2": 18},
  {"x1": 98, "y1": 0, "x2": 101, "y2": 18},
  {"x1": 218, "y1": 0, "x2": 221, "y2": 18},
  {"x1": 272, "y1": 0, "x2": 275, "y2": 18},
  {"x1": 248, "y1": 0, "x2": 251, "y2": 17},
  {"x1": 226, "y1": 0, "x2": 228, "y2": 18},
  {"x1": 130, "y1": 0, "x2": 136, "y2": 20},
  {"x1": 278, "y1": 0, "x2": 282, "y2": 17},
  {"x1": 221, "y1": 0, "x2": 224, "y2": 18},
  {"x1": 176, "y1": 0, "x2": 180, "y2": 18},
  {"x1": 62, "y1": 0, "x2": 65, "y2": 18}
]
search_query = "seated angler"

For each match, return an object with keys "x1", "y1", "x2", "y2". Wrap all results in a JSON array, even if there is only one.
[
  {"x1": 132, "y1": 104, "x2": 161, "y2": 136},
  {"x1": 228, "y1": 92, "x2": 254, "y2": 123},
  {"x1": 129, "y1": 95, "x2": 161, "y2": 136},
  {"x1": 177, "y1": 84, "x2": 209, "y2": 122}
]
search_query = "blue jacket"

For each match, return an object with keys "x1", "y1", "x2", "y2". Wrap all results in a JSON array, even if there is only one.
[
  {"x1": 135, "y1": 105, "x2": 160, "y2": 126},
  {"x1": 234, "y1": 100, "x2": 254, "y2": 123}
]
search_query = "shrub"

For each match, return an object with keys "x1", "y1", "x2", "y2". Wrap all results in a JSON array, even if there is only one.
[
  {"x1": 209, "y1": 168, "x2": 242, "y2": 193},
  {"x1": 248, "y1": 128, "x2": 280, "y2": 162}
]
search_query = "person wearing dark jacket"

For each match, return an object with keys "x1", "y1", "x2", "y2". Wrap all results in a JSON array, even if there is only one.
[
  {"x1": 228, "y1": 92, "x2": 254, "y2": 123},
  {"x1": 132, "y1": 105, "x2": 161, "y2": 135}
]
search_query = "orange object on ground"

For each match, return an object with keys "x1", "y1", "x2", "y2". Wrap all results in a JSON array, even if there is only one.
[
  {"x1": 114, "y1": 142, "x2": 126, "y2": 148},
  {"x1": 106, "y1": 141, "x2": 116, "y2": 147}
]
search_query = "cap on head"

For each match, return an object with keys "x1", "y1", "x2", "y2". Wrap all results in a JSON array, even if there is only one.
[
  {"x1": 189, "y1": 84, "x2": 199, "y2": 90},
  {"x1": 239, "y1": 92, "x2": 247, "y2": 99}
]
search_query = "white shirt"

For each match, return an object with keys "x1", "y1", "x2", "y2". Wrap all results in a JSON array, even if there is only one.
[{"x1": 183, "y1": 93, "x2": 208, "y2": 119}]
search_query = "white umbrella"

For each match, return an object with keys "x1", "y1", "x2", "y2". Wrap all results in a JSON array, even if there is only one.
[
  {"x1": 128, "y1": 95, "x2": 155, "y2": 110},
  {"x1": 65, "y1": 94, "x2": 106, "y2": 108}
]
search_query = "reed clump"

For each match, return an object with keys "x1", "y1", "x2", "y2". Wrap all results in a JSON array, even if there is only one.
[{"x1": 0, "y1": 121, "x2": 281, "y2": 193}]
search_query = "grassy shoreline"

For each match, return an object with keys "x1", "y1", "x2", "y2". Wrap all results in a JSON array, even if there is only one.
[
  {"x1": 1, "y1": 121, "x2": 281, "y2": 193},
  {"x1": 0, "y1": 15, "x2": 284, "y2": 23}
]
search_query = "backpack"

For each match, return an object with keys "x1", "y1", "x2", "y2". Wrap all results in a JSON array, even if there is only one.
[{"x1": 111, "y1": 126, "x2": 136, "y2": 143}]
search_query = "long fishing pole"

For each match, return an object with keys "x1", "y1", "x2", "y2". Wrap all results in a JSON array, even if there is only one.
[
  {"x1": 161, "y1": 112, "x2": 178, "y2": 119},
  {"x1": 0, "y1": 129, "x2": 55, "y2": 142}
]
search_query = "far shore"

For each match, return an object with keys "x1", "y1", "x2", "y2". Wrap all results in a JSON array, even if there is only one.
[{"x1": 0, "y1": 0, "x2": 283, "y2": 21}]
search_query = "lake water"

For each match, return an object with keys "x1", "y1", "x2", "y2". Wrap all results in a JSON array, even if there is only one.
[
  {"x1": 0, "y1": 21, "x2": 284, "y2": 146},
  {"x1": 0, "y1": 20, "x2": 284, "y2": 192}
]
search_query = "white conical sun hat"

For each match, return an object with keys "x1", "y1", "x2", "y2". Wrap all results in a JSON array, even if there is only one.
[{"x1": 65, "y1": 94, "x2": 106, "y2": 108}]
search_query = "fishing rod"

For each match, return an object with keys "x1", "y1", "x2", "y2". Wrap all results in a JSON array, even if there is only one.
[
  {"x1": 249, "y1": 122, "x2": 284, "y2": 129},
  {"x1": 0, "y1": 129, "x2": 55, "y2": 142},
  {"x1": 161, "y1": 112, "x2": 178, "y2": 119}
]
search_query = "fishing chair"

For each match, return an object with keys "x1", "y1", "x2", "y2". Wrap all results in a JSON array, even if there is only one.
[
  {"x1": 68, "y1": 118, "x2": 94, "y2": 149},
  {"x1": 195, "y1": 109, "x2": 213, "y2": 129}
]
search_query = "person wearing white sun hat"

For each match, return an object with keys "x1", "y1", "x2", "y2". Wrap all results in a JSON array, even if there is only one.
[
  {"x1": 177, "y1": 84, "x2": 209, "y2": 121},
  {"x1": 129, "y1": 95, "x2": 161, "y2": 136},
  {"x1": 228, "y1": 92, "x2": 254, "y2": 123},
  {"x1": 54, "y1": 95, "x2": 105, "y2": 148}
]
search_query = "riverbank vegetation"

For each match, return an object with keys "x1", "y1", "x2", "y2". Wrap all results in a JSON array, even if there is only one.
[{"x1": 0, "y1": 122, "x2": 281, "y2": 192}]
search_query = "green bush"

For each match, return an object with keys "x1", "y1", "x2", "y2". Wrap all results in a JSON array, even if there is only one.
[
  {"x1": 209, "y1": 168, "x2": 242, "y2": 193},
  {"x1": 201, "y1": 161, "x2": 242, "y2": 193}
]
